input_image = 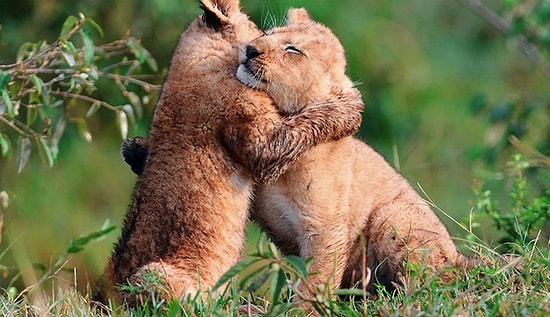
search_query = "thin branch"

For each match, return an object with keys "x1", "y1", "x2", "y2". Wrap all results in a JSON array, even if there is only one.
[
  {"x1": 18, "y1": 68, "x2": 75, "y2": 75},
  {"x1": 0, "y1": 24, "x2": 79, "y2": 71},
  {"x1": 457, "y1": 0, "x2": 550, "y2": 78},
  {"x1": 0, "y1": 116, "x2": 39, "y2": 139},
  {"x1": 99, "y1": 60, "x2": 140, "y2": 72},
  {"x1": 97, "y1": 71, "x2": 161, "y2": 92},
  {"x1": 509, "y1": 135, "x2": 550, "y2": 168},
  {"x1": 456, "y1": 0, "x2": 510, "y2": 34},
  {"x1": 49, "y1": 90, "x2": 117, "y2": 111}
]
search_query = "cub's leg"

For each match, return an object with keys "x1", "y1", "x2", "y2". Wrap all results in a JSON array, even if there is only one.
[
  {"x1": 254, "y1": 185, "x2": 353, "y2": 297},
  {"x1": 352, "y1": 201, "x2": 467, "y2": 290},
  {"x1": 254, "y1": 140, "x2": 360, "y2": 303}
]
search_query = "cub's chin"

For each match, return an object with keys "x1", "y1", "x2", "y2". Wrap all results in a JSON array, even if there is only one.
[{"x1": 236, "y1": 64, "x2": 261, "y2": 88}]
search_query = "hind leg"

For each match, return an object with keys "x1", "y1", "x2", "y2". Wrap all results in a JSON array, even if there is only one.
[{"x1": 355, "y1": 202, "x2": 464, "y2": 290}]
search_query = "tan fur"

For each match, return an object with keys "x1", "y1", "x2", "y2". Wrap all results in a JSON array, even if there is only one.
[
  {"x1": 94, "y1": 1, "x2": 363, "y2": 306},
  {"x1": 237, "y1": 8, "x2": 476, "y2": 300}
]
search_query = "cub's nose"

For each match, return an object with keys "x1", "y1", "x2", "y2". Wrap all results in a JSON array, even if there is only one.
[{"x1": 245, "y1": 45, "x2": 262, "y2": 59}]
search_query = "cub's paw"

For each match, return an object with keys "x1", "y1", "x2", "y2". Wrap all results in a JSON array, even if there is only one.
[{"x1": 121, "y1": 137, "x2": 149, "y2": 175}]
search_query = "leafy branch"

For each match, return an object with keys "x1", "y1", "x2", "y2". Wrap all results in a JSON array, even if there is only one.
[
  {"x1": 0, "y1": 13, "x2": 161, "y2": 172},
  {"x1": 460, "y1": 1, "x2": 550, "y2": 178},
  {"x1": 457, "y1": 0, "x2": 550, "y2": 77}
]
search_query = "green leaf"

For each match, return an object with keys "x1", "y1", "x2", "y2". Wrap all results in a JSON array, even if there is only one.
[
  {"x1": 243, "y1": 266, "x2": 271, "y2": 292},
  {"x1": 268, "y1": 242, "x2": 280, "y2": 259},
  {"x1": 127, "y1": 37, "x2": 158, "y2": 72},
  {"x1": 63, "y1": 40, "x2": 78, "y2": 56},
  {"x1": 76, "y1": 119, "x2": 92, "y2": 142},
  {"x1": 60, "y1": 15, "x2": 79, "y2": 38},
  {"x1": 26, "y1": 106, "x2": 38, "y2": 125},
  {"x1": 36, "y1": 136, "x2": 54, "y2": 167},
  {"x1": 67, "y1": 242, "x2": 83, "y2": 254},
  {"x1": 16, "y1": 42, "x2": 34, "y2": 62},
  {"x1": 29, "y1": 90, "x2": 40, "y2": 105},
  {"x1": 50, "y1": 118, "x2": 66, "y2": 160},
  {"x1": 126, "y1": 92, "x2": 143, "y2": 119},
  {"x1": 116, "y1": 109, "x2": 128, "y2": 139},
  {"x1": 145, "y1": 53, "x2": 159, "y2": 73},
  {"x1": 0, "y1": 71, "x2": 11, "y2": 90},
  {"x1": 534, "y1": 2, "x2": 550, "y2": 24},
  {"x1": 0, "y1": 134, "x2": 10, "y2": 158},
  {"x1": 67, "y1": 222, "x2": 116, "y2": 254},
  {"x1": 1, "y1": 89, "x2": 14, "y2": 118},
  {"x1": 269, "y1": 267, "x2": 287, "y2": 306},
  {"x1": 41, "y1": 89, "x2": 51, "y2": 107},
  {"x1": 86, "y1": 65, "x2": 99, "y2": 80},
  {"x1": 331, "y1": 288, "x2": 367, "y2": 297},
  {"x1": 121, "y1": 104, "x2": 136, "y2": 127},
  {"x1": 127, "y1": 37, "x2": 144, "y2": 63},
  {"x1": 285, "y1": 255, "x2": 308, "y2": 278},
  {"x1": 166, "y1": 300, "x2": 182, "y2": 317},
  {"x1": 502, "y1": 0, "x2": 520, "y2": 10},
  {"x1": 80, "y1": 28, "x2": 94, "y2": 66},
  {"x1": 16, "y1": 137, "x2": 31, "y2": 173},
  {"x1": 86, "y1": 102, "x2": 101, "y2": 117},
  {"x1": 213, "y1": 257, "x2": 261, "y2": 290},
  {"x1": 85, "y1": 16, "x2": 104, "y2": 38},
  {"x1": 61, "y1": 50, "x2": 76, "y2": 67},
  {"x1": 30, "y1": 74, "x2": 43, "y2": 95}
]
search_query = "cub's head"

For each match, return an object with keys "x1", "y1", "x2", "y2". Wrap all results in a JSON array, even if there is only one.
[
  {"x1": 167, "y1": 0, "x2": 262, "y2": 78},
  {"x1": 236, "y1": 8, "x2": 354, "y2": 114}
]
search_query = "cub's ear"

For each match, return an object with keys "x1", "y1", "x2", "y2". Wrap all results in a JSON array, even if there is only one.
[
  {"x1": 200, "y1": 0, "x2": 240, "y2": 30},
  {"x1": 286, "y1": 8, "x2": 313, "y2": 25}
]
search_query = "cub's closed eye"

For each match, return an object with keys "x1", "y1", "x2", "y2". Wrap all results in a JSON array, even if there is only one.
[{"x1": 284, "y1": 44, "x2": 305, "y2": 56}]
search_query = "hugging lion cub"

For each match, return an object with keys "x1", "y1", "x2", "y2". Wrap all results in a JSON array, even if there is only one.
[
  {"x1": 123, "y1": 7, "x2": 476, "y2": 301},
  {"x1": 238, "y1": 8, "x2": 477, "y2": 295},
  {"x1": 95, "y1": 0, "x2": 363, "y2": 306}
]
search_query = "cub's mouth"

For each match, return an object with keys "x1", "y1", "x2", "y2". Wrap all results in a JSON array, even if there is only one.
[
  {"x1": 236, "y1": 63, "x2": 262, "y2": 88},
  {"x1": 236, "y1": 44, "x2": 266, "y2": 88}
]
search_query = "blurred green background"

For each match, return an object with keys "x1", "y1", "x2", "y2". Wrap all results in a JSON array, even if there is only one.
[{"x1": 0, "y1": 0, "x2": 548, "y2": 293}]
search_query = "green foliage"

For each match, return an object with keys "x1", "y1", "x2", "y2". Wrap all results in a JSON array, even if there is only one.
[
  {"x1": 0, "y1": 224, "x2": 548, "y2": 316},
  {"x1": 9, "y1": 221, "x2": 115, "y2": 294},
  {"x1": 215, "y1": 236, "x2": 311, "y2": 315},
  {"x1": 67, "y1": 221, "x2": 116, "y2": 254},
  {"x1": 464, "y1": 0, "x2": 550, "y2": 175},
  {"x1": 0, "y1": 13, "x2": 160, "y2": 172},
  {"x1": 0, "y1": 220, "x2": 117, "y2": 316},
  {"x1": 474, "y1": 154, "x2": 550, "y2": 252},
  {"x1": 506, "y1": 0, "x2": 550, "y2": 51}
]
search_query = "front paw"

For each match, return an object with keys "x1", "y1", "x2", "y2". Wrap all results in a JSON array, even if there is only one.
[
  {"x1": 332, "y1": 89, "x2": 364, "y2": 140},
  {"x1": 121, "y1": 136, "x2": 149, "y2": 175}
]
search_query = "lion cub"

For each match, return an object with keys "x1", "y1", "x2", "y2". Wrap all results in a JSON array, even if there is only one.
[
  {"x1": 122, "y1": 7, "x2": 475, "y2": 301},
  {"x1": 237, "y1": 8, "x2": 475, "y2": 296},
  {"x1": 95, "y1": 0, "x2": 363, "y2": 306}
]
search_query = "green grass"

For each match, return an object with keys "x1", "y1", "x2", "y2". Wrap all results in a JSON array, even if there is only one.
[
  {"x1": 0, "y1": 237, "x2": 548, "y2": 316},
  {"x1": 1, "y1": 154, "x2": 548, "y2": 316}
]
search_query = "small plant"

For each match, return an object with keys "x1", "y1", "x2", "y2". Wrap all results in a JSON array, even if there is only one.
[
  {"x1": 474, "y1": 154, "x2": 550, "y2": 252},
  {"x1": 214, "y1": 235, "x2": 311, "y2": 316},
  {"x1": 214, "y1": 235, "x2": 370, "y2": 316},
  {"x1": 0, "y1": 13, "x2": 160, "y2": 172},
  {"x1": 0, "y1": 221, "x2": 117, "y2": 316}
]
